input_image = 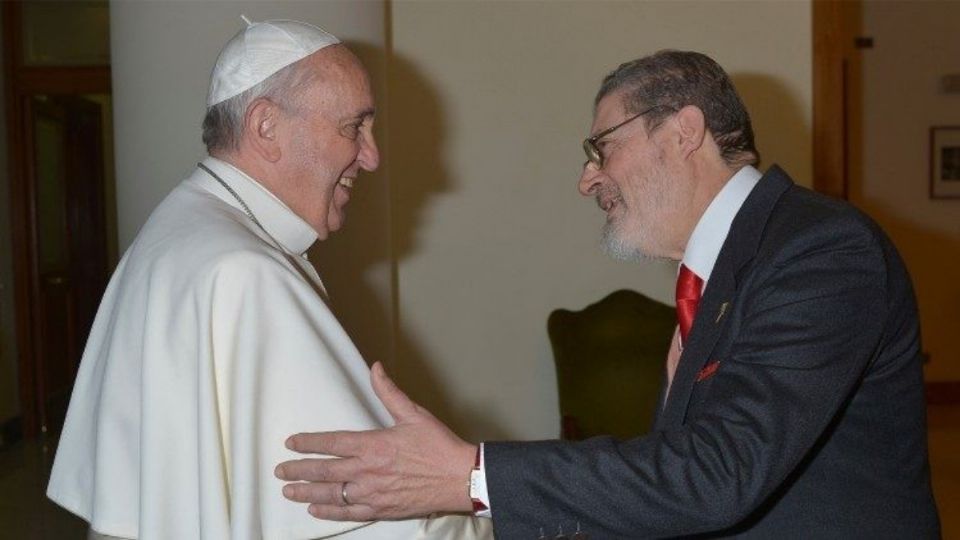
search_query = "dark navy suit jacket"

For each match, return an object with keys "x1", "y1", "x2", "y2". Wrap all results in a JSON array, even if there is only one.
[{"x1": 485, "y1": 166, "x2": 940, "y2": 539}]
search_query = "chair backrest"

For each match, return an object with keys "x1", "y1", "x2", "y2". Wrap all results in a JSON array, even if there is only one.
[{"x1": 548, "y1": 289, "x2": 675, "y2": 440}]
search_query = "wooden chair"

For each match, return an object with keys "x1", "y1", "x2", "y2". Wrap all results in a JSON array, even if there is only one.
[{"x1": 548, "y1": 289, "x2": 675, "y2": 440}]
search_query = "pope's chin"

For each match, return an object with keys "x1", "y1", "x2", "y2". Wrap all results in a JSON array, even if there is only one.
[
  {"x1": 310, "y1": 196, "x2": 350, "y2": 240},
  {"x1": 322, "y1": 205, "x2": 348, "y2": 238}
]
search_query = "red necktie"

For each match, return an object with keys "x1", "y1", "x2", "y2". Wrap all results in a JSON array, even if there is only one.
[{"x1": 676, "y1": 264, "x2": 703, "y2": 346}]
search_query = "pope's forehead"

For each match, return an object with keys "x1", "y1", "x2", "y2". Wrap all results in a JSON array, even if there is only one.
[
  {"x1": 306, "y1": 45, "x2": 367, "y2": 81},
  {"x1": 298, "y1": 47, "x2": 374, "y2": 114}
]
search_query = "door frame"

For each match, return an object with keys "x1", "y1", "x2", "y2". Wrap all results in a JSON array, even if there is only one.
[
  {"x1": 812, "y1": 0, "x2": 861, "y2": 199},
  {"x1": 2, "y1": 1, "x2": 111, "y2": 438}
]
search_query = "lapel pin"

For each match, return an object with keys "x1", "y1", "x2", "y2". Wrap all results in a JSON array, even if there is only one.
[{"x1": 715, "y1": 302, "x2": 729, "y2": 323}]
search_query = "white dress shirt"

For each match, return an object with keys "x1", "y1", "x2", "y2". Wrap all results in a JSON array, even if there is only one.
[
  {"x1": 48, "y1": 158, "x2": 489, "y2": 540},
  {"x1": 681, "y1": 165, "x2": 762, "y2": 282}
]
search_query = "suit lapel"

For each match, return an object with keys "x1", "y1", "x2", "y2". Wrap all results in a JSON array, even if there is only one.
[
  {"x1": 659, "y1": 267, "x2": 736, "y2": 427},
  {"x1": 658, "y1": 166, "x2": 794, "y2": 428}
]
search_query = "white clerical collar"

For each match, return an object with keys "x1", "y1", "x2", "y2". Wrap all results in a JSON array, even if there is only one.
[
  {"x1": 199, "y1": 157, "x2": 318, "y2": 256},
  {"x1": 681, "y1": 165, "x2": 762, "y2": 283}
]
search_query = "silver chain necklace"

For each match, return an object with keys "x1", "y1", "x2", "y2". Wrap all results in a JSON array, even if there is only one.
[
  {"x1": 197, "y1": 162, "x2": 266, "y2": 232},
  {"x1": 197, "y1": 163, "x2": 328, "y2": 298}
]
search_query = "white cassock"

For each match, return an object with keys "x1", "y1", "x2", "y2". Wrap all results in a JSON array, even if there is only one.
[{"x1": 47, "y1": 157, "x2": 490, "y2": 540}]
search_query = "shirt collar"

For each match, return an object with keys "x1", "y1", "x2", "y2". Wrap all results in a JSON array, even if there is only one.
[
  {"x1": 198, "y1": 157, "x2": 318, "y2": 256},
  {"x1": 681, "y1": 165, "x2": 762, "y2": 283}
]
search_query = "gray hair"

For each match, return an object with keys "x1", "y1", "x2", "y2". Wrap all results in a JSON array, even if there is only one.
[
  {"x1": 201, "y1": 59, "x2": 319, "y2": 154},
  {"x1": 596, "y1": 50, "x2": 759, "y2": 168}
]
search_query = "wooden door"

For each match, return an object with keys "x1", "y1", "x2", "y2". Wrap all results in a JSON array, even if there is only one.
[
  {"x1": 3, "y1": 1, "x2": 114, "y2": 438},
  {"x1": 813, "y1": 0, "x2": 863, "y2": 199},
  {"x1": 27, "y1": 95, "x2": 109, "y2": 434}
]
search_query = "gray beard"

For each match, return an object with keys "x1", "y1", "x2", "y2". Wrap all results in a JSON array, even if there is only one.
[
  {"x1": 601, "y1": 220, "x2": 651, "y2": 262},
  {"x1": 601, "y1": 218, "x2": 675, "y2": 263}
]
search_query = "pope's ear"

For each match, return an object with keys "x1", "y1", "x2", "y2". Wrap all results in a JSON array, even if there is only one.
[
  {"x1": 674, "y1": 105, "x2": 706, "y2": 158},
  {"x1": 243, "y1": 98, "x2": 283, "y2": 162}
]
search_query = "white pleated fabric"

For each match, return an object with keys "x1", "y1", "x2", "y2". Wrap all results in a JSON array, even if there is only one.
[{"x1": 49, "y1": 158, "x2": 488, "y2": 540}]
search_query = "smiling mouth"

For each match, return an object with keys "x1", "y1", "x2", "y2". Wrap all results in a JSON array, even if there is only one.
[{"x1": 337, "y1": 177, "x2": 355, "y2": 189}]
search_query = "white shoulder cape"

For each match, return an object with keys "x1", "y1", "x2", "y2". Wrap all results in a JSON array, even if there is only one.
[{"x1": 47, "y1": 166, "x2": 488, "y2": 540}]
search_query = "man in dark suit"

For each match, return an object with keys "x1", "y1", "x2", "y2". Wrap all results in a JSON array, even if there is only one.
[{"x1": 274, "y1": 50, "x2": 940, "y2": 538}]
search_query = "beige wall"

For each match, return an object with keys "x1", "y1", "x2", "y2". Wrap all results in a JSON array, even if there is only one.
[
  {"x1": 107, "y1": 1, "x2": 814, "y2": 442},
  {"x1": 389, "y1": 0, "x2": 812, "y2": 441},
  {"x1": 109, "y1": 0, "x2": 394, "y2": 367},
  {"x1": 858, "y1": 0, "x2": 960, "y2": 381},
  {"x1": 0, "y1": 9, "x2": 21, "y2": 423}
]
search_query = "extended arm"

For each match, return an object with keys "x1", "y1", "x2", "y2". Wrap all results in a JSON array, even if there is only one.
[
  {"x1": 277, "y1": 222, "x2": 890, "y2": 537},
  {"x1": 483, "y1": 222, "x2": 891, "y2": 537}
]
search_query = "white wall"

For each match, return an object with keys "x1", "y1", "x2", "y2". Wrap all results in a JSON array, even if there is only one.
[
  {"x1": 389, "y1": 0, "x2": 812, "y2": 441},
  {"x1": 109, "y1": 0, "x2": 394, "y2": 367},
  {"x1": 858, "y1": 0, "x2": 960, "y2": 381}
]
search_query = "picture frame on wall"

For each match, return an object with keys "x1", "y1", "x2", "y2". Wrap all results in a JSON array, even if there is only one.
[{"x1": 930, "y1": 126, "x2": 960, "y2": 199}]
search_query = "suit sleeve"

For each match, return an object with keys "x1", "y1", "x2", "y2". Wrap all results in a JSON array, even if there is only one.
[{"x1": 485, "y1": 217, "x2": 891, "y2": 538}]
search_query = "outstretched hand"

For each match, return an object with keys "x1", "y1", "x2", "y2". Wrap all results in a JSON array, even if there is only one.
[{"x1": 275, "y1": 361, "x2": 477, "y2": 521}]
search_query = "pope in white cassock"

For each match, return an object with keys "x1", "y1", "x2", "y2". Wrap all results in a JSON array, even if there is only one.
[{"x1": 46, "y1": 17, "x2": 490, "y2": 540}]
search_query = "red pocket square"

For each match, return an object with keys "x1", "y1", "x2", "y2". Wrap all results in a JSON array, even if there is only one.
[{"x1": 696, "y1": 361, "x2": 721, "y2": 382}]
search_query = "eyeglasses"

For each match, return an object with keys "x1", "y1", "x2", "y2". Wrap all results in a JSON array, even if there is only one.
[{"x1": 582, "y1": 105, "x2": 663, "y2": 169}]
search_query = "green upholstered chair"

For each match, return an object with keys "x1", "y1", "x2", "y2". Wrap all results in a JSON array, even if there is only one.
[{"x1": 548, "y1": 289, "x2": 675, "y2": 440}]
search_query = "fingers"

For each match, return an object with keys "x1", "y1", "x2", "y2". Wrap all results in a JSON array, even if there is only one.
[
  {"x1": 275, "y1": 456, "x2": 361, "y2": 482},
  {"x1": 285, "y1": 430, "x2": 364, "y2": 457},
  {"x1": 370, "y1": 361, "x2": 421, "y2": 423},
  {"x1": 284, "y1": 482, "x2": 389, "y2": 521},
  {"x1": 282, "y1": 480, "x2": 344, "y2": 505},
  {"x1": 308, "y1": 503, "x2": 378, "y2": 522},
  {"x1": 281, "y1": 478, "x2": 374, "y2": 505}
]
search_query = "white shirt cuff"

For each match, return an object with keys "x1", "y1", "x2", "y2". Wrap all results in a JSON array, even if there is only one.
[{"x1": 469, "y1": 443, "x2": 492, "y2": 518}]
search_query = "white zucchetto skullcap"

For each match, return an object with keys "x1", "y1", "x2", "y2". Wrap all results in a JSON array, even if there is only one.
[{"x1": 206, "y1": 15, "x2": 340, "y2": 107}]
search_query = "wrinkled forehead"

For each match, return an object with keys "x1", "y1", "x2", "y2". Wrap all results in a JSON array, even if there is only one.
[{"x1": 300, "y1": 46, "x2": 375, "y2": 116}]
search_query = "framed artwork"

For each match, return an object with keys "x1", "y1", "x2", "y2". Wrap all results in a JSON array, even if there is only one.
[{"x1": 930, "y1": 126, "x2": 960, "y2": 199}]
